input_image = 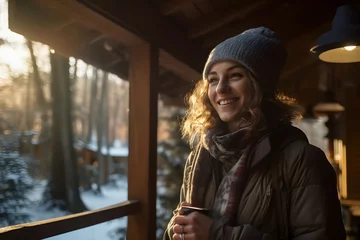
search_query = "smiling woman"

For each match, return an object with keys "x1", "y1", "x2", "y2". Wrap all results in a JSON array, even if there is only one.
[
  {"x1": 207, "y1": 62, "x2": 251, "y2": 132},
  {"x1": 164, "y1": 27, "x2": 346, "y2": 240}
]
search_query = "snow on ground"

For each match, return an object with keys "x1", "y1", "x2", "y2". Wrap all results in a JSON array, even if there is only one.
[{"x1": 23, "y1": 175, "x2": 128, "y2": 240}]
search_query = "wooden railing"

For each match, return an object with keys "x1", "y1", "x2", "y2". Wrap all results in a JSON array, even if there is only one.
[{"x1": 0, "y1": 200, "x2": 140, "y2": 240}]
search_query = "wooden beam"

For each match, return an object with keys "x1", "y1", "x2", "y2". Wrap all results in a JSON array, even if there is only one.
[
  {"x1": 201, "y1": 1, "x2": 338, "y2": 49},
  {"x1": 189, "y1": 0, "x2": 269, "y2": 39},
  {"x1": 336, "y1": 63, "x2": 360, "y2": 201},
  {"x1": 36, "y1": 0, "x2": 145, "y2": 47},
  {"x1": 47, "y1": 0, "x2": 204, "y2": 82},
  {"x1": 159, "y1": 50, "x2": 201, "y2": 83},
  {"x1": 127, "y1": 43, "x2": 158, "y2": 240},
  {"x1": 77, "y1": 0, "x2": 207, "y2": 73},
  {"x1": 281, "y1": 56, "x2": 317, "y2": 81},
  {"x1": 160, "y1": 94, "x2": 187, "y2": 108},
  {"x1": 9, "y1": 0, "x2": 130, "y2": 78},
  {"x1": 279, "y1": 61, "x2": 320, "y2": 104},
  {"x1": 161, "y1": 0, "x2": 194, "y2": 15},
  {"x1": 201, "y1": 1, "x2": 287, "y2": 48},
  {"x1": 281, "y1": 22, "x2": 332, "y2": 79},
  {"x1": 10, "y1": 0, "x2": 202, "y2": 94},
  {"x1": 9, "y1": 1, "x2": 84, "y2": 57},
  {"x1": 0, "y1": 200, "x2": 140, "y2": 239}
]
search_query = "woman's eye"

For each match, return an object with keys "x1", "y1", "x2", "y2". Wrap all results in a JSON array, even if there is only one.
[
  {"x1": 230, "y1": 73, "x2": 243, "y2": 79},
  {"x1": 208, "y1": 78, "x2": 218, "y2": 83}
]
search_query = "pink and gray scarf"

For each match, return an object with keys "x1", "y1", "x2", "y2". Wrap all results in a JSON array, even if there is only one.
[{"x1": 188, "y1": 127, "x2": 254, "y2": 225}]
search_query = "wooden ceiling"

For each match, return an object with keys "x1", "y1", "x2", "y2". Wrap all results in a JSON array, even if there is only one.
[{"x1": 8, "y1": 0, "x2": 360, "y2": 106}]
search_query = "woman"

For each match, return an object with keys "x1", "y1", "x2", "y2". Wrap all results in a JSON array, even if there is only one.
[{"x1": 164, "y1": 27, "x2": 346, "y2": 240}]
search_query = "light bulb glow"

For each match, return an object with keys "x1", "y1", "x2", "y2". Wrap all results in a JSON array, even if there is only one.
[{"x1": 344, "y1": 45, "x2": 356, "y2": 51}]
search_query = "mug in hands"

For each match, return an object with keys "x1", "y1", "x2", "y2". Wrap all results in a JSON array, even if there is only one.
[{"x1": 180, "y1": 206, "x2": 211, "y2": 217}]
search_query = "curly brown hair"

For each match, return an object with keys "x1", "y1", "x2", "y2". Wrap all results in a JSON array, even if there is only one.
[{"x1": 181, "y1": 71, "x2": 303, "y2": 147}]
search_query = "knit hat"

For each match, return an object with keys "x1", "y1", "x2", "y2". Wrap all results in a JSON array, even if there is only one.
[{"x1": 203, "y1": 27, "x2": 287, "y2": 95}]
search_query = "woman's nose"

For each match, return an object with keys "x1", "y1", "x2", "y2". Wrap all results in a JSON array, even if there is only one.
[{"x1": 216, "y1": 79, "x2": 230, "y2": 94}]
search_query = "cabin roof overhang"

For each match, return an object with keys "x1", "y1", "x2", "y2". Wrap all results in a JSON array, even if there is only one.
[{"x1": 8, "y1": 0, "x2": 360, "y2": 106}]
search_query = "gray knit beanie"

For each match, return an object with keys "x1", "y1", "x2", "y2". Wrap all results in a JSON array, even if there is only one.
[{"x1": 203, "y1": 26, "x2": 287, "y2": 95}]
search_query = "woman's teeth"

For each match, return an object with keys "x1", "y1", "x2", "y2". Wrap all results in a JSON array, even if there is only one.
[{"x1": 219, "y1": 99, "x2": 238, "y2": 105}]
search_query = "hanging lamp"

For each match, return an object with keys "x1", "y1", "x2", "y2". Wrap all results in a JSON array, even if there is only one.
[{"x1": 310, "y1": 4, "x2": 360, "y2": 63}]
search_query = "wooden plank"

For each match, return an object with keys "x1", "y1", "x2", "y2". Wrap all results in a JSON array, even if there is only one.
[
  {"x1": 127, "y1": 43, "x2": 158, "y2": 240},
  {"x1": 159, "y1": 50, "x2": 201, "y2": 82},
  {"x1": 161, "y1": 0, "x2": 194, "y2": 15},
  {"x1": 77, "y1": 0, "x2": 207, "y2": 73},
  {"x1": 343, "y1": 82, "x2": 360, "y2": 201},
  {"x1": 0, "y1": 200, "x2": 141, "y2": 240},
  {"x1": 280, "y1": 22, "x2": 331, "y2": 79},
  {"x1": 8, "y1": 0, "x2": 130, "y2": 79},
  {"x1": 181, "y1": 3, "x2": 202, "y2": 21},
  {"x1": 341, "y1": 199, "x2": 360, "y2": 207},
  {"x1": 189, "y1": 0, "x2": 268, "y2": 39},
  {"x1": 10, "y1": 0, "x2": 202, "y2": 96},
  {"x1": 201, "y1": 1, "x2": 338, "y2": 49},
  {"x1": 36, "y1": 0, "x2": 144, "y2": 47}
]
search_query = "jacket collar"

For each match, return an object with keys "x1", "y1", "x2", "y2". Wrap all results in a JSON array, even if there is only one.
[
  {"x1": 248, "y1": 124, "x2": 309, "y2": 169},
  {"x1": 248, "y1": 134, "x2": 272, "y2": 169}
]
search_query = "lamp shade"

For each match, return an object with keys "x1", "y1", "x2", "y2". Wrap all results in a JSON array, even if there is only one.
[{"x1": 310, "y1": 4, "x2": 360, "y2": 63}]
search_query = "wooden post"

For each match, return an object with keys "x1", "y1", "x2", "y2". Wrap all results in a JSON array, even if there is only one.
[
  {"x1": 336, "y1": 63, "x2": 360, "y2": 201},
  {"x1": 127, "y1": 43, "x2": 158, "y2": 240}
]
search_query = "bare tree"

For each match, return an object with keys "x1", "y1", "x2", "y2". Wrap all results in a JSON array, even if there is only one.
[
  {"x1": 96, "y1": 72, "x2": 109, "y2": 191},
  {"x1": 86, "y1": 68, "x2": 98, "y2": 143},
  {"x1": 44, "y1": 51, "x2": 86, "y2": 213},
  {"x1": 26, "y1": 40, "x2": 47, "y2": 113},
  {"x1": 27, "y1": 40, "x2": 50, "y2": 175},
  {"x1": 81, "y1": 65, "x2": 89, "y2": 141}
]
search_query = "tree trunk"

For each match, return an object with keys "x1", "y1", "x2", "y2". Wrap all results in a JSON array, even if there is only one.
[
  {"x1": 24, "y1": 68, "x2": 33, "y2": 130},
  {"x1": 105, "y1": 79, "x2": 112, "y2": 180},
  {"x1": 86, "y1": 68, "x2": 98, "y2": 143},
  {"x1": 27, "y1": 40, "x2": 50, "y2": 176},
  {"x1": 45, "y1": 51, "x2": 86, "y2": 213},
  {"x1": 71, "y1": 59, "x2": 79, "y2": 140},
  {"x1": 26, "y1": 40, "x2": 47, "y2": 112},
  {"x1": 44, "y1": 51, "x2": 67, "y2": 209},
  {"x1": 96, "y1": 72, "x2": 109, "y2": 190},
  {"x1": 110, "y1": 81, "x2": 121, "y2": 146},
  {"x1": 81, "y1": 65, "x2": 89, "y2": 141}
]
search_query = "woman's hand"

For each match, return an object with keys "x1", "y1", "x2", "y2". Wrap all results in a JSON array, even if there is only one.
[
  {"x1": 178, "y1": 202, "x2": 191, "y2": 215},
  {"x1": 172, "y1": 211, "x2": 213, "y2": 240}
]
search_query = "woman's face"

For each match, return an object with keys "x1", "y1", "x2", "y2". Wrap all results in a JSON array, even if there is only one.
[{"x1": 207, "y1": 60, "x2": 251, "y2": 131}]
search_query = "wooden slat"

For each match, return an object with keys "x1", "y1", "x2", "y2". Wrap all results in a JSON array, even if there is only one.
[
  {"x1": 0, "y1": 200, "x2": 141, "y2": 240},
  {"x1": 181, "y1": 3, "x2": 202, "y2": 20},
  {"x1": 343, "y1": 76, "x2": 360, "y2": 201},
  {"x1": 189, "y1": 0, "x2": 268, "y2": 39},
  {"x1": 8, "y1": 0, "x2": 130, "y2": 79},
  {"x1": 280, "y1": 22, "x2": 331, "y2": 80},
  {"x1": 127, "y1": 43, "x2": 158, "y2": 240},
  {"x1": 161, "y1": 0, "x2": 194, "y2": 15},
  {"x1": 9, "y1": 0, "x2": 200, "y2": 94},
  {"x1": 77, "y1": 0, "x2": 207, "y2": 73},
  {"x1": 37, "y1": 0, "x2": 144, "y2": 47},
  {"x1": 341, "y1": 199, "x2": 360, "y2": 207},
  {"x1": 159, "y1": 50, "x2": 201, "y2": 83},
  {"x1": 201, "y1": 1, "x2": 338, "y2": 49}
]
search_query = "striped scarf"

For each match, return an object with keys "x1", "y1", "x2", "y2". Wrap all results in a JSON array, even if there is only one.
[{"x1": 206, "y1": 128, "x2": 252, "y2": 224}]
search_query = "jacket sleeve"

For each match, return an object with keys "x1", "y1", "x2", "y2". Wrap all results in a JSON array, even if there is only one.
[
  {"x1": 289, "y1": 144, "x2": 346, "y2": 239},
  {"x1": 163, "y1": 151, "x2": 194, "y2": 240}
]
